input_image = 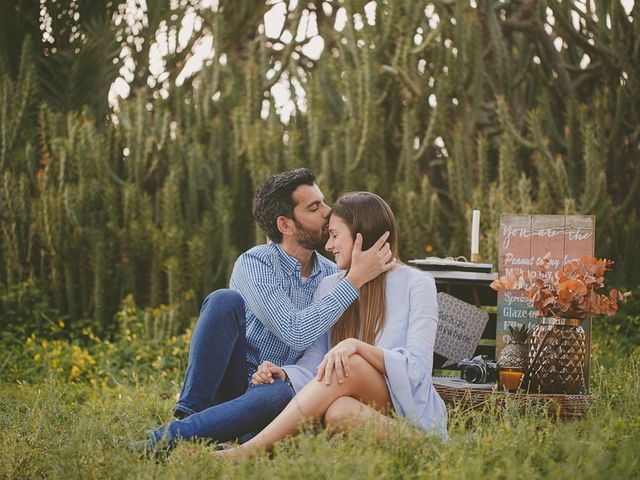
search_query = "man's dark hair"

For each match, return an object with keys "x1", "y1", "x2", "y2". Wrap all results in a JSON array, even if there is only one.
[{"x1": 252, "y1": 168, "x2": 316, "y2": 243}]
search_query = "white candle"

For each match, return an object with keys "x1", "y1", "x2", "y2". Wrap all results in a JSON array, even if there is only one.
[{"x1": 471, "y1": 209, "x2": 480, "y2": 261}]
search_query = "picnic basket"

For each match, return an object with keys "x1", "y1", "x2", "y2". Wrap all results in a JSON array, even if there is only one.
[{"x1": 433, "y1": 378, "x2": 595, "y2": 419}]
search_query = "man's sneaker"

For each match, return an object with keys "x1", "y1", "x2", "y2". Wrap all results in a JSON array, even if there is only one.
[
  {"x1": 127, "y1": 438, "x2": 174, "y2": 461},
  {"x1": 126, "y1": 439, "x2": 153, "y2": 455},
  {"x1": 208, "y1": 441, "x2": 234, "y2": 451}
]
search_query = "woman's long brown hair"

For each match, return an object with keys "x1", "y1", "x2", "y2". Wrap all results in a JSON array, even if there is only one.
[{"x1": 330, "y1": 192, "x2": 399, "y2": 346}]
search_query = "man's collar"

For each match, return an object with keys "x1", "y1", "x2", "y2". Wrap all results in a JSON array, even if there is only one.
[{"x1": 273, "y1": 242, "x2": 321, "y2": 278}]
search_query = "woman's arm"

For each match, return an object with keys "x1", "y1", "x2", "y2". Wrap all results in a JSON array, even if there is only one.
[
  {"x1": 315, "y1": 337, "x2": 386, "y2": 385},
  {"x1": 379, "y1": 273, "x2": 438, "y2": 388},
  {"x1": 352, "y1": 339, "x2": 386, "y2": 374}
]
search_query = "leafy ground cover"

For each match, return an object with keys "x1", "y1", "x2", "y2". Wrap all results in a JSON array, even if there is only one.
[{"x1": 1, "y1": 325, "x2": 639, "y2": 480}]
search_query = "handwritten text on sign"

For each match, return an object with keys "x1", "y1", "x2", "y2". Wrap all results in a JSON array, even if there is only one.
[{"x1": 496, "y1": 215, "x2": 595, "y2": 386}]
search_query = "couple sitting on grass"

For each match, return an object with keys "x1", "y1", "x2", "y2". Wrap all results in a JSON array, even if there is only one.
[{"x1": 138, "y1": 168, "x2": 447, "y2": 459}]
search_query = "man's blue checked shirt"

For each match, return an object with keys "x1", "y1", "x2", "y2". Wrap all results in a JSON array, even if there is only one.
[{"x1": 229, "y1": 242, "x2": 359, "y2": 378}]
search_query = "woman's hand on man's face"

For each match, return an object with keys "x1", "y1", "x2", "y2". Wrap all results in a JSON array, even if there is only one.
[
  {"x1": 316, "y1": 338, "x2": 359, "y2": 386},
  {"x1": 252, "y1": 361, "x2": 286, "y2": 384},
  {"x1": 345, "y1": 232, "x2": 395, "y2": 288}
]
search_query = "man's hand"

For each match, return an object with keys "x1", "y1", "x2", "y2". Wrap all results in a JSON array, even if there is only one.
[
  {"x1": 252, "y1": 361, "x2": 286, "y2": 384},
  {"x1": 316, "y1": 338, "x2": 360, "y2": 385},
  {"x1": 345, "y1": 232, "x2": 396, "y2": 288}
]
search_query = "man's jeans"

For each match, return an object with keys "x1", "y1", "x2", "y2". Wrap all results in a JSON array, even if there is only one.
[
  {"x1": 149, "y1": 289, "x2": 294, "y2": 447},
  {"x1": 175, "y1": 289, "x2": 249, "y2": 416},
  {"x1": 148, "y1": 380, "x2": 294, "y2": 446}
]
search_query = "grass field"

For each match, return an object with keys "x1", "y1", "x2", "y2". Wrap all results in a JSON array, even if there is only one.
[{"x1": 1, "y1": 334, "x2": 639, "y2": 480}]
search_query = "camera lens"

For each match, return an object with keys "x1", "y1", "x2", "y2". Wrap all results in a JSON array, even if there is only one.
[{"x1": 461, "y1": 364, "x2": 486, "y2": 383}]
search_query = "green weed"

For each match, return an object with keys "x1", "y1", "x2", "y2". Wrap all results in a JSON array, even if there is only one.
[{"x1": 1, "y1": 334, "x2": 638, "y2": 479}]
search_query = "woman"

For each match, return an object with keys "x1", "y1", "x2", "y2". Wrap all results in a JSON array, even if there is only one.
[{"x1": 218, "y1": 192, "x2": 447, "y2": 459}]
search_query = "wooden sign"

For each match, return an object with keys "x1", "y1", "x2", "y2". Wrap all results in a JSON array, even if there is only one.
[{"x1": 496, "y1": 214, "x2": 595, "y2": 389}]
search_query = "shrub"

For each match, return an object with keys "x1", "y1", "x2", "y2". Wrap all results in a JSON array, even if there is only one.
[{"x1": 1, "y1": 295, "x2": 192, "y2": 387}]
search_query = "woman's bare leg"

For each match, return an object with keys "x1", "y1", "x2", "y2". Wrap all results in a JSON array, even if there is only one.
[
  {"x1": 218, "y1": 354, "x2": 391, "y2": 458},
  {"x1": 323, "y1": 396, "x2": 395, "y2": 437}
]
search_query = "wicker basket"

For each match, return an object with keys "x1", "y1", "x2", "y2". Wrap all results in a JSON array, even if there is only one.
[{"x1": 433, "y1": 379, "x2": 595, "y2": 419}]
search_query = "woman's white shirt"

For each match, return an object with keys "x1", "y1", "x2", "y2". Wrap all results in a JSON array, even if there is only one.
[{"x1": 282, "y1": 264, "x2": 448, "y2": 438}]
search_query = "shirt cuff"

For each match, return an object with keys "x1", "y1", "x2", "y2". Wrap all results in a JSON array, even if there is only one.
[
  {"x1": 282, "y1": 365, "x2": 315, "y2": 393},
  {"x1": 330, "y1": 277, "x2": 359, "y2": 310}
]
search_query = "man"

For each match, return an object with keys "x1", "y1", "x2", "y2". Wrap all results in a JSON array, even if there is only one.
[{"x1": 142, "y1": 168, "x2": 394, "y2": 450}]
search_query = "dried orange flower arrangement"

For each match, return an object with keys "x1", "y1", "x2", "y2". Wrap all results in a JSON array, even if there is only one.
[{"x1": 491, "y1": 254, "x2": 631, "y2": 319}]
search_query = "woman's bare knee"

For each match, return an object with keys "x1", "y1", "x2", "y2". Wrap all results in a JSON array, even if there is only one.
[
  {"x1": 339, "y1": 354, "x2": 392, "y2": 409},
  {"x1": 343, "y1": 354, "x2": 383, "y2": 385},
  {"x1": 347, "y1": 353, "x2": 369, "y2": 371},
  {"x1": 324, "y1": 397, "x2": 362, "y2": 423},
  {"x1": 343, "y1": 354, "x2": 378, "y2": 383},
  {"x1": 324, "y1": 396, "x2": 362, "y2": 425}
]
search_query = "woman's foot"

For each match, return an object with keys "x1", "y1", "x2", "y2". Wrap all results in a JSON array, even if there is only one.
[{"x1": 212, "y1": 444, "x2": 256, "y2": 461}]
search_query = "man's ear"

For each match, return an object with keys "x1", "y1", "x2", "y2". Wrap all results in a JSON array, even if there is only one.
[{"x1": 276, "y1": 216, "x2": 295, "y2": 238}]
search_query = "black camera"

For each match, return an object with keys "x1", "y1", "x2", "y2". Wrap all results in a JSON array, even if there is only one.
[{"x1": 459, "y1": 355, "x2": 498, "y2": 384}]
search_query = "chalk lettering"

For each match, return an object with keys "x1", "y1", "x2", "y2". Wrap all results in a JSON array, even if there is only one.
[
  {"x1": 568, "y1": 227, "x2": 592, "y2": 241},
  {"x1": 504, "y1": 291, "x2": 528, "y2": 306},
  {"x1": 502, "y1": 306, "x2": 537, "y2": 318},
  {"x1": 504, "y1": 253, "x2": 534, "y2": 267},
  {"x1": 501, "y1": 225, "x2": 530, "y2": 249},
  {"x1": 502, "y1": 222, "x2": 593, "y2": 249}
]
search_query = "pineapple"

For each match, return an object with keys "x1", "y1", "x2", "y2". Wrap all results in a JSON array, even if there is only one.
[{"x1": 497, "y1": 323, "x2": 531, "y2": 369}]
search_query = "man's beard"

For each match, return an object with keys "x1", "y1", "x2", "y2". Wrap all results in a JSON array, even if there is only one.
[{"x1": 293, "y1": 219, "x2": 329, "y2": 251}]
